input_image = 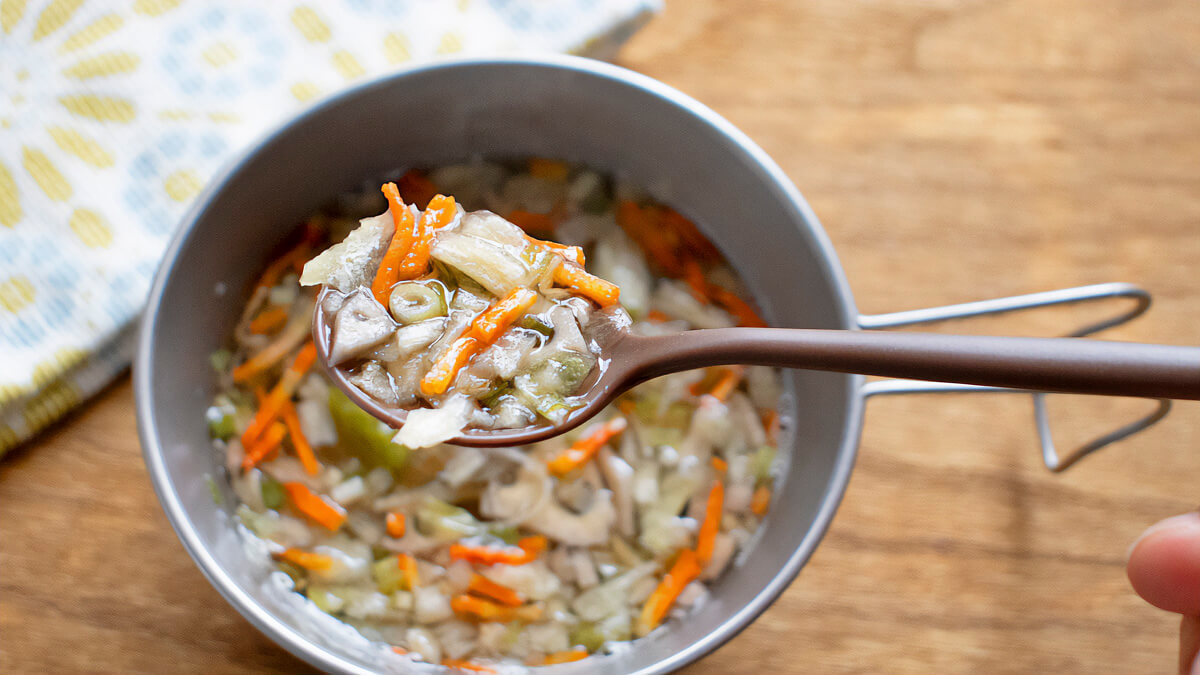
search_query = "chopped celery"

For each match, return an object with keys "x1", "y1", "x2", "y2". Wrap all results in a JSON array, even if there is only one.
[
  {"x1": 308, "y1": 587, "x2": 345, "y2": 614},
  {"x1": 502, "y1": 621, "x2": 524, "y2": 650},
  {"x1": 518, "y1": 315, "x2": 554, "y2": 339},
  {"x1": 569, "y1": 622, "x2": 605, "y2": 652},
  {"x1": 415, "y1": 498, "x2": 484, "y2": 541},
  {"x1": 388, "y1": 281, "x2": 448, "y2": 325},
  {"x1": 276, "y1": 561, "x2": 306, "y2": 588},
  {"x1": 328, "y1": 388, "x2": 409, "y2": 473},
  {"x1": 536, "y1": 354, "x2": 591, "y2": 394},
  {"x1": 480, "y1": 382, "x2": 512, "y2": 409},
  {"x1": 372, "y1": 555, "x2": 411, "y2": 593},
  {"x1": 205, "y1": 403, "x2": 237, "y2": 440},
  {"x1": 487, "y1": 524, "x2": 521, "y2": 545},
  {"x1": 205, "y1": 475, "x2": 222, "y2": 506},
  {"x1": 209, "y1": 348, "x2": 232, "y2": 373},
  {"x1": 261, "y1": 475, "x2": 285, "y2": 510},
  {"x1": 752, "y1": 445, "x2": 777, "y2": 485}
]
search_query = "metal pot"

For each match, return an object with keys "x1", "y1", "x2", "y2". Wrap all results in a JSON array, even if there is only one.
[{"x1": 135, "y1": 56, "x2": 1167, "y2": 674}]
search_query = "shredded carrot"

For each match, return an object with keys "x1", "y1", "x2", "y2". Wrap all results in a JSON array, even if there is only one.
[
  {"x1": 616, "y1": 201, "x2": 683, "y2": 276},
  {"x1": 467, "y1": 288, "x2": 538, "y2": 344},
  {"x1": 528, "y1": 158, "x2": 570, "y2": 182},
  {"x1": 543, "y1": 649, "x2": 588, "y2": 665},
  {"x1": 708, "y1": 367, "x2": 743, "y2": 402},
  {"x1": 397, "y1": 194, "x2": 455, "y2": 280},
  {"x1": 695, "y1": 481, "x2": 725, "y2": 566},
  {"x1": 440, "y1": 658, "x2": 497, "y2": 674},
  {"x1": 547, "y1": 417, "x2": 628, "y2": 477},
  {"x1": 682, "y1": 259, "x2": 710, "y2": 303},
  {"x1": 397, "y1": 170, "x2": 437, "y2": 210},
  {"x1": 274, "y1": 548, "x2": 333, "y2": 571},
  {"x1": 231, "y1": 318, "x2": 310, "y2": 383},
  {"x1": 372, "y1": 183, "x2": 417, "y2": 305},
  {"x1": 280, "y1": 399, "x2": 320, "y2": 476},
  {"x1": 255, "y1": 222, "x2": 321, "y2": 291},
  {"x1": 467, "y1": 574, "x2": 524, "y2": 607},
  {"x1": 687, "y1": 368, "x2": 724, "y2": 397},
  {"x1": 391, "y1": 646, "x2": 408, "y2": 656},
  {"x1": 283, "y1": 482, "x2": 346, "y2": 531},
  {"x1": 419, "y1": 336, "x2": 479, "y2": 396},
  {"x1": 552, "y1": 260, "x2": 621, "y2": 308},
  {"x1": 761, "y1": 409, "x2": 780, "y2": 444},
  {"x1": 386, "y1": 512, "x2": 406, "y2": 539},
  {"x1": 448, "y1": 536, "x2": 547, "y2": 566},
  {"x1": 241, "y1": 421, "x2": 286, "y2": 470},
  {"x1": 646, "y1": 310, "x2": 671, "y2": 322},
  {"x1": 450, "y1": 595, "x2": 542, "y2": 623},
  {"x1": 248, "y1": 306, "x2": 289, "y2": 335},
  {"x1": 617, "y1": 398, "x2": 636, "y2": 416},
  {"x1": 506, "y1": 209, "x2": 557, "y2": 235},
  {"x1": 710, "y1": 286, "x2": 767, "y2": 328},
  {"x1": 523, "y1": 233, "x2": 585, "y2": 266},
  {"x1": 637, "y1": 549, "x2": 702, "y2": 635},
  {"x1": 239, "y1": 342, "x2": 317, "y2": 448},
  {"x1": 711, "y1": 456, "x2": 728, "y2": 473},
  {"x1": 398, "y1": 553, "x2": 419, "y2": 589},
  {"x1": 750, "y1": 485, "x2": 772, "y2": 517},
  {"x1": 661, "y1": 207, "x2": 722, "y2": 264}
]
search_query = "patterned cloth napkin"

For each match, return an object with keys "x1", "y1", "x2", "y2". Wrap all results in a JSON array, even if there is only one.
[{"x1": 0, "y1": 0, "x2": 659, "y2": 456}]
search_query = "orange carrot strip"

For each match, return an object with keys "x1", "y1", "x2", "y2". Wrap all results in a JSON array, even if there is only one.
[
  {"x1": 617, "y1": 201, "x2": 683, "y2": 276},
  {"x1": 687, "y1": 368, "x2": 724, "y2": 397},
  {"x1": 646, "y1": 310, "x2": 671, "y2": 322},
  {"x1": 761, "y1": 409, "x2": 780, "y2": 445},
  {"x1": 419, "y1": 336, "x2": 479, "y2": 396},
  {"x1": 637, "y1": 549, "x2": 702, "y2": 635},
  {"x1": 682, "y1": 259, "x2": 710, "y2": 303},
  {"x1": 547, "y1": 417, "x2": 628, "y2": 477},
  {"x1": 397, "y1": 169, "x2": 437, "y2": 210},
  {"x1": 506, "y1": 209, "x2": 557, "y2": 235},
  {"x1": 274, "y1": 548, "x2": 333, "y2": 571},
  {"x1": 391, "y1": 646, "x2": 408, "y2": 656},
  {"x1": 523, "y1": 234, "x2": 585, "y2": 266},
  {"x1": 397, "y1": 194, "x2": 455, "y2": 280},
  {"x1": 255, "y1": 223, "x2": 321, "y2": 291},
  {"x1": 441, "y1": 658, "x2": 497, "y2": 674},
  {"x1": 528, "y1": 158, "x2": 570, "y2": 182},
  {"x1": 552, "y1": 261, "x2": 621, "y2": 308},
  {"x1": 248, "y1": 306, "x2": 289, "y2": 335},
  {"x1": 371, "y1": 183, "x2": 417, "y2": 305},
  {"x1": 468, "y1": 574, "x2": 524, "y2": 607},
  {"x1": 695, "y1": 481, "x2": 725, "y2": 566},
  {"x1": 450, "y1": 595, "x2": 542, "y2": 623},
  {"x1": 231, "y1": 319, "x2": 311, "y2": 383},
  {"x1": 662, "y1": 208, "x2": 722, "y2": 264},
  {"x1": 466, "y1": 288, "x2": 538, "y2": 344},
  {"x1": 708, "y1": 367, "x2": 743, "y2": 402},
  {"x1": 386, "y1": 512, "x2": 406, "y2": 539},
  {"x1": 280, "y1": 399, "x2": 320, "y2": 476},
  {"x1": 283, "y1": 482, "x2": 346, "y2": 531},
  {"x1": 241, "y1": 421, "x2": 287, "y2": 470},
  {"x1": 543, "y1": 649, "x2": 588, "y2": 665},
  {"x1": 398, "y1": 553, "x2": 419, "y2": 589},
  {"x1": 710, "y1": 286, "x2": 767, "y2": 328},
  {"x1": 239, "y1": 342, "x2": 317, "y2": 448},
  {"x1": 711, "y1": 456, "x2": 728, "y2": 474},
  {"x1": 448, "y1": 536, "x2": 546, "y2": 566},
  {"x1": 750, "y1": 485, "x2": 772, "y2": 517}
]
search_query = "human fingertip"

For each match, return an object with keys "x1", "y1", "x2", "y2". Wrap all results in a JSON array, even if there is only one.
[{"x1": 1127, "y1": 513, "x2": 1200, "y2": 615}]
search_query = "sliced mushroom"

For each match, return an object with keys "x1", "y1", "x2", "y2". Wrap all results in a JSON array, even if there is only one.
[
  {"x1": 479, "y1": 454, "x2": 551, "y2": 526},
  {"x1": 329, "y1": 290, "x2": 397, "y2": 366},
  {"x1": 598, "y1": 447, "x2": 635, "y2": 538},
  {"x1": 348, "y1": 361, "x2": 398, "y2": 406},
  {"x1": 523, "y1": 487, "x2": 616, "y2": 546}
]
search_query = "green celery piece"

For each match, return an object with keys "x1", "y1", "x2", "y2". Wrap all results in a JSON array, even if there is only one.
[
  {"x1": 569, "y1": 622, "x2": 605, "y2": 652},
  {"x1": 261, "y1": 475, "x2": 285, "y2": 510},
  {"x1": 752, "y1": 445, "x2": 777, "y2": 485},
  {"x1": 416, "y1": 498, "x2": 484, "y2": 541},
  {"x1": 205, "y1": 404, "x2": 237, "y2": 440},
  {"x1": 205, "y1": 475, "x2": 223, "y2": 506},
  {"x1": 209, "y1": 349, "x2": 233, "y2": 373},
  {"x1": 487, "y1": 524, "x2": 521, "y2": 545},
  {"x1": 328, "y1": 388, "x2": 409, "y2": 473},
  {"x1": 518, "y1": 315, "x2": 554, "y2": 338},
  {"x1": 372, "y1": 556, "x2": 408, "y2": 593}
]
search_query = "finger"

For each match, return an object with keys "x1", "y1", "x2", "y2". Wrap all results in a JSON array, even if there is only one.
[
  {"x1": 1183, "y1": 616, "x2": 1199, "y2": 675},
  {"x1": 1126, "y1": 512, "x2": 1200, "y2": 615}
]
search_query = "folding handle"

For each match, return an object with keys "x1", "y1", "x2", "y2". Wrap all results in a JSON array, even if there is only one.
[{"x1": 856, "y1": 283, "x2": 1172, "y2": 472}]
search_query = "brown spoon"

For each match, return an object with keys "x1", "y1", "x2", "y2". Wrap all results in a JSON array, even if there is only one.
[{"x1": 314, "y1": 290, "x2": 1200, "y2": 447}]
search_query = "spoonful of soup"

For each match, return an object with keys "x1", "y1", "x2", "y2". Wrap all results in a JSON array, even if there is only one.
[{"x1": 306, "y1": 183, "x2": 1200, "y2": 448}]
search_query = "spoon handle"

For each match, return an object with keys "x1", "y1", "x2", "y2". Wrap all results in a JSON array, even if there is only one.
[{"x1": 623, "y1": 329, "x2": 1200, "y2": 400}]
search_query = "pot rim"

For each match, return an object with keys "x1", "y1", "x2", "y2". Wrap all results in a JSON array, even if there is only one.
[{"x1": 135, "y1": 53, "x2": 866, "y2": 674}]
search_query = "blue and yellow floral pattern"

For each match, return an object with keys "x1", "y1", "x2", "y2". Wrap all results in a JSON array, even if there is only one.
[{"x1": 0, "y1": 0, "x2": 659, "y2": 455}]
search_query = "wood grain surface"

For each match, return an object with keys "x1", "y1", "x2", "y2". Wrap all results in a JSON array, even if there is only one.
[{"x1": 3, "y1": 1, "x2": 1199, "y2": 672}]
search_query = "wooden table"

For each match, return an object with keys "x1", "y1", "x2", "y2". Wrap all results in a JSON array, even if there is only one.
[{"x1": 3, "y1": 1, "x2": 1199, "y2": 672}]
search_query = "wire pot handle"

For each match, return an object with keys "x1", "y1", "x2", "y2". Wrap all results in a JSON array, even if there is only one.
[{"x1": 856, "y1": 283, "x2": 1170, "y2": 472}]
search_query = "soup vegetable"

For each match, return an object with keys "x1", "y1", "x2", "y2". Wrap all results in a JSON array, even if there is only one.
[
  {"x1": 302, "y1": 183, "x2": 621, "y2": 448},
  {"x1": 208, "y1": 159, "x2": 783, "y2": 670}
]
